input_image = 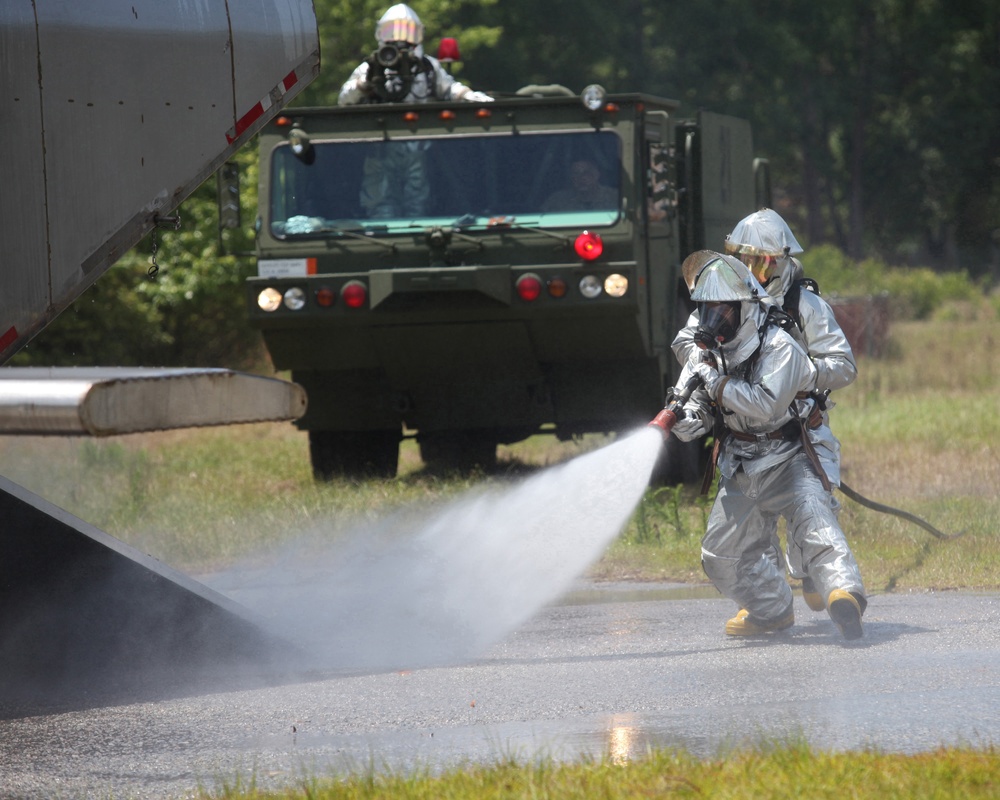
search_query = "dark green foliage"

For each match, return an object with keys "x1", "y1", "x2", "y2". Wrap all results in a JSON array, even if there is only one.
[
  {"x1": 18, "y1": 1, "x2": 996, "y2": 367},
  {"x1": 12, "y1": 150, "x2": 267, "y2": 370}
]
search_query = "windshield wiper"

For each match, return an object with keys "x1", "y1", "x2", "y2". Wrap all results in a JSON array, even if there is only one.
[
  {"x1": 319, "y1": 223, "x2": 397, "y2": 251},
  {"x1": 485, "y1": 216, "x2": 572, "y2": 244}
]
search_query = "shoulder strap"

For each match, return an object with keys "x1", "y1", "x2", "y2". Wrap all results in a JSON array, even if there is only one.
[
  {"x1": 783, "y1": 277, "x2": 820, "y2": 328},
  {"x1": 419, "y1": 56, "x2": 440, "y2": 98}
]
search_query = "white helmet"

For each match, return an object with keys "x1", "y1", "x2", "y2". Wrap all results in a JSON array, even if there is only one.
[
  {"x1": 724, "y1": 208, "x2": 803, "y2": 258},
  {"x1": 688, "y1": 251, "x2": 771, "y2": 360},
  {"x1": 376, "y1": 4, "x2": 424, "y2": 46}
]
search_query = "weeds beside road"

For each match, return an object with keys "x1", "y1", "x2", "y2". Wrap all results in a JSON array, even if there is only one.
[{"x1": 0, "y1": 318, "x2": 997, "y2": 595}]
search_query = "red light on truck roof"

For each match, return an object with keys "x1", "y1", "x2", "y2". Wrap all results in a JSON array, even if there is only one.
[{"x1": 574, "y1": 231, "x2": 603, "y2": 261}]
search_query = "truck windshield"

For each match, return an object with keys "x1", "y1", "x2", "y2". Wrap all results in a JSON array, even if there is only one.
[{"x1": 269, "y1": 130, "x2": 622, "y2": 237}]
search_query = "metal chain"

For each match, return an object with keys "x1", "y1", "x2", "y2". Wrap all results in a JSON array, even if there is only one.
[
  {"x1": 148, "y1": 229, "x2": 160, "y2": 280},
  {"x1": 148, "y1": 214, "x2": 181, "y2": 281}
]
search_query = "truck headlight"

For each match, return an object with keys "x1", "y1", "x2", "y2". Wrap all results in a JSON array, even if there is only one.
[
  {"x1": 283, "y1": 287, "x2": 307, "y2": 310},
  {"x1": 579, "y1": 275, "x2": 602, "y2": 299},
  {"x1": 257, "y1": 287, "x2": 283, "y2": 312},
  {"x1": 604, "y1": 274, "x2": 628, "y2": 297}
]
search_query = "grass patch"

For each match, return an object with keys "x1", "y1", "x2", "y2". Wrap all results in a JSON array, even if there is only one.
[
  {"x1": 199, "y1": 744, "x2": 1000, "y2": 799},
  {"x1": 0, "y1": 318, "x2": 996, "y2": 590}
]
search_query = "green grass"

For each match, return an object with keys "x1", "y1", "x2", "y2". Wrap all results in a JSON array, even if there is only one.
[
  {"x1": 0, "y1": 317, "x2": 996, "y2": 588},
  {"x1": 201, "y1": 744, "x2": 1000, "y2": 799}
]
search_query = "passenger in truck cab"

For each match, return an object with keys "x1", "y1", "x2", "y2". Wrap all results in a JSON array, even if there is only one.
[{"x1": 542, "y1": 159, "x2": 619, "y2": 212}]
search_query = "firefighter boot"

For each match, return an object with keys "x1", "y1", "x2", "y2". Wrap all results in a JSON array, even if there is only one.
[
  {"x1": 827, "y1": 589, "x2": 864, "y2": 640},
  {"x1": 725, "y1": 607, "x2": 794, "y2": 636},
  {"x1": 801, "y1": 577, "x2": 826, "y2": 611}
]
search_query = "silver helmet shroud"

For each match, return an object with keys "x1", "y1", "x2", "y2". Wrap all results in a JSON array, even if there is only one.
[{"x1": 686, "y1": 252, "x2": 773, "y2": 365}]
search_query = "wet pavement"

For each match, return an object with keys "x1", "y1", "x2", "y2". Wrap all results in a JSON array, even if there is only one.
[{"x1": 1, "y1": 584, "x2": 998, "y2": 799}]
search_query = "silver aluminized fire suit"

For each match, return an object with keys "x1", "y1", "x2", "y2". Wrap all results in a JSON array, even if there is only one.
[
  {"x1": 671, "y1": 254, "x2": 866, "y2": 632},
  {"x1": 338, "y1": 4, "x2": 493, "y2": 106},
  {"x1": 673, "y1": 214, "x2": 857, "y2": 598}
]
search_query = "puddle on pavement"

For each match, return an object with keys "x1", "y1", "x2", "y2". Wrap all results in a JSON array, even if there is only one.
[{"x1": 556, "y1": 583, "x2": 722, "y2": 606}]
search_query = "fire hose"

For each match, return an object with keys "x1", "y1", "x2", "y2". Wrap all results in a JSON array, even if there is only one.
[
  {"x1": 837, "y1": 480, "x2": 961, "y2": 540},
  {"x1": 647, "y1": 376, "x2": 961, "y2": 541}
]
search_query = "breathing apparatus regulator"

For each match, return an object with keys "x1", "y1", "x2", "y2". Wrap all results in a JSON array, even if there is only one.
[{"x1": 693, "y1": 301, "x2": 741, "y2": 350}]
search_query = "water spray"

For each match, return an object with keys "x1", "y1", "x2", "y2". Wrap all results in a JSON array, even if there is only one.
[{"x1": 211, "y1": 426, "x2": 667, "y2": 674}]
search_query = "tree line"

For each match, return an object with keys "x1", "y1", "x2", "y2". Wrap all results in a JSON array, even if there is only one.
[
  {"x1": 13, "y1": 0, "x2": 996, "y2": 368},
  {"x1": 306, "y1": 0, "x2": 999, "y2": 277}
]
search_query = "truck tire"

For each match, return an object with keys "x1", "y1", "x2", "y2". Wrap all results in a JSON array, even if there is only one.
[
  {"x1": 309, "y1": 430, "x2": 400, "y2": 481},
  {"x1": 418, "y1": 431, "x2": 498, "y2": 474},
  {"x1": 650, "y1": 435, "x2": 708, "y2": 487}
]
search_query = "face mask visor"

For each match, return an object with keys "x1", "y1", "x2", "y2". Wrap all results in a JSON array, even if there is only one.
[
  {"x1": 377, "y1": 17, "x2": 423, "y2": 45},
  {"x1": 694, "y1": 301, "x2": 741, "y2": 349}
]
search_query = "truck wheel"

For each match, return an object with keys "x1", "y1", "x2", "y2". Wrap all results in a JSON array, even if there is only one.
[
  {"x1": 309, "y1": 430, "x2": 400, "y2": 481},
  {"x1": 418, "y1": 431, "x2": 497, "y2": 474},
  {"x1": 650, "y1": 435, "x2": 708, "y2": 487}
]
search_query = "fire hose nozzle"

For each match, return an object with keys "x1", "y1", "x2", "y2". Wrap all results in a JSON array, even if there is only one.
[{"x1": 647, "y1": 408, "x2": 679, "y2": 440}]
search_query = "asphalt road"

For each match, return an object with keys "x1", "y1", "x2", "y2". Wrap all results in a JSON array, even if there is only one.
[{"x1": 1, "y1": 584, "x2": 998, "y2": 799}]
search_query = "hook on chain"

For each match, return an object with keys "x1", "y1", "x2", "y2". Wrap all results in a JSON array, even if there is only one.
[{"x1": 147, "y1": 214, "x2": 181, "y2": 280}]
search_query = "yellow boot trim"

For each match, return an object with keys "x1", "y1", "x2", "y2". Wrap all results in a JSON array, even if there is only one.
[
  {"x1": 801, "y1": 578, "x2": 826, "y2": 611},
  {"x1": 827, "y1": 589, "x2": 863, "y2": 640},
  {"x1": 725, "y1": 608, "x2": 794, "y2": 636}
]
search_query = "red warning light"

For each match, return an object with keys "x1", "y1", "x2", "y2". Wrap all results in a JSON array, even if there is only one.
[
  {"x1": 574, "y1": 231, "x2": 604, "y2": 261},
  {"x1": 515, "y1": 273, "x2": 543, "y2": 301},
  {"x1": 341, "y1": 281, "x2": 367, "y2": 309}
]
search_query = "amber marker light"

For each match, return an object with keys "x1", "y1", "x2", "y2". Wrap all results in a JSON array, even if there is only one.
[
  {"x1": 547, "y1": 277, "x2": 568, "y2": 298},
  {"x1": 315, "y1": 286, "x2": 336, "y2": 307}
]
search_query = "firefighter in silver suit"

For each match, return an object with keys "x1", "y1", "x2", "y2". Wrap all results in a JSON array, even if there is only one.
[
  {"x1": 670, "y1": 253, "x2": 866, "y2": 639},
  {"x1": 339, "y1": 4, "x2": 493, "y2": 106},
  {"x1": 673, "y1": 210, "x2": 858, "y2": 613}
]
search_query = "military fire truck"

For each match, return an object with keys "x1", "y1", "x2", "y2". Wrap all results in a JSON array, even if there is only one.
[{"x1": 246, "y1": 85, "x2": 769, "y2": 481}]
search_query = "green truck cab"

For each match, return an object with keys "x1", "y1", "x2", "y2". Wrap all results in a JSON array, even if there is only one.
[{"x1": 247, "y1": 87, "x2": 766, "y2": 480}]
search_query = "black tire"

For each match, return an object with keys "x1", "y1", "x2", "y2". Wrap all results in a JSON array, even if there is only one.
[
  {"x1": 309, "y1": 429, "x2": 400, "y2": 481},
  {"x1": 650, "y1": 434, "x2": 708, "y2": 487},
  {"x1": 418, "y1": 430, "x2": 498, "y2": 474}
]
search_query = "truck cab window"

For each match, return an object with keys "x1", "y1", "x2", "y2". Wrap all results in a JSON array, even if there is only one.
[{"x1": 269, "y1": 130, "x2": 622, "y2": 237}]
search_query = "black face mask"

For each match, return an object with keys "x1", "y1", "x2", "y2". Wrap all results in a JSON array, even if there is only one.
[{"x1": 694, "y1": 302, "x2": 741, "y2": 349}]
